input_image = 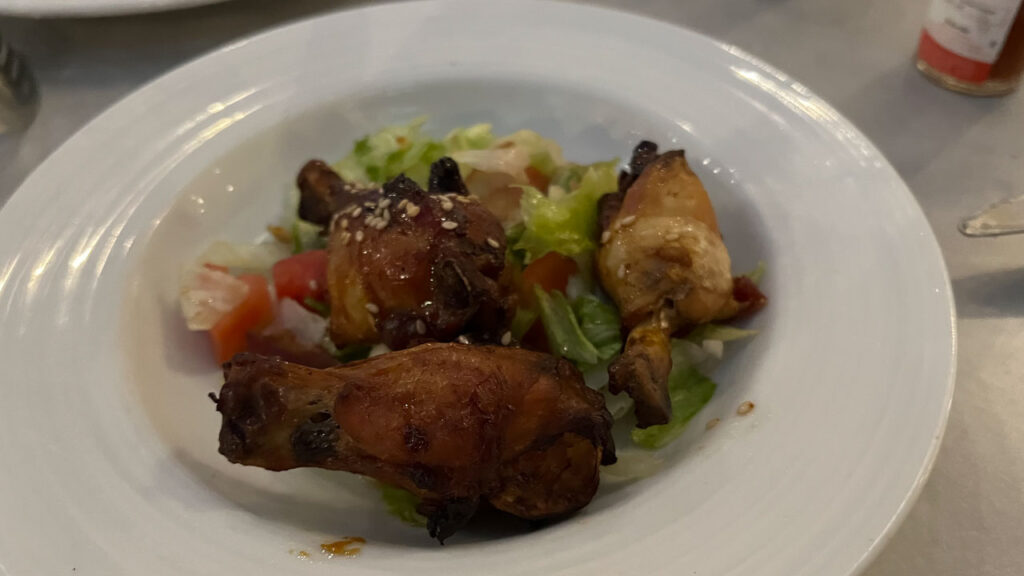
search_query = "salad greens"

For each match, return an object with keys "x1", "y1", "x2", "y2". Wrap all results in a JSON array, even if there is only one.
[
  {"x1": 513, "y1": 161, "x2": 618, "y2": 263},
  {"x1": 571, "y1": 294, "x2": 622, "y2": 361},
  {"x1": 375, "y1": 482, "x2": 427, "y2": 527},
  {"x1": 630, "y1": 360, "x2": 717, "y2": 449},
  {"x1": 534, "y1": 286, "x2": 603, "y2": 366},
  {"x1": 334, "y1": 117, "x2": 448, "y2": 187}
]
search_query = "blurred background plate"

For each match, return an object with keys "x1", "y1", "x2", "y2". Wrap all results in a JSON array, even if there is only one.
[
  {"x1": 0, "y1": 0, "x2": 225, "y2": 17},
  {"x1": 0, "y1": 1, "x2": 955, "y2": 575}
]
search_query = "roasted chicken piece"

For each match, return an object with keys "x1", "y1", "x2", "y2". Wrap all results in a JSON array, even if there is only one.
[
  {"x1": 598, "y1": 142, "x2": 766, "y2": 427},
  {"x1": 297, "y1": 159, "x2": 513, "y2": 351},
  {"x1": 213, "y1": 344, "x2": 616, "y2": 542}
]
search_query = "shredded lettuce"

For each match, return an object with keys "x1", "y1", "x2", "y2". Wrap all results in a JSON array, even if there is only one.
[
  {"x1": 375, "y1": 482, "x2": 426, "y2": 527},
  {"x1": 533, "y1": 287, "x2": 622, "y2": 367},
  {"x1": 746, "y1": 261, "x2": 766, "y2": 285},
  {"x1": 631, "y1": 352, "x2": 717, "y2": 450},
  {"x1": 291, "y1": 218, "x2": 325, "y2": 254},
  {"x1": 509, "y1": 306, "x2": 538, "y2": 340},
  {"x1": 534, "y1": 286, "x2": 600, "y2": 365},
  {"x1": 443, "y1": 123, "x2": 496, "y2": 152},
  {"x1": 513, "y1": 161, "x2": 618, "y2": 263},
  {"x1": 334, "y1": 117, "x2": 447, "y2": 187},
  {"x1": 572, "y1": 294, "x2": 622, "y2": 360},
  {"x1": 687, "y1": 324, "x2": 758, "y2": 343},
  {"x1": 196, "y1": 241, "x2": 290, "y2": 272},
  {"x1": 451, "y1": 129, "x2": 565, "y2": 181}
]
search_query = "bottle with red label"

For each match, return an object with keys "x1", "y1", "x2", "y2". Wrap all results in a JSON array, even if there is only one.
[{"x1": 917, "y1": 0, "x2": 1024, "y2": 96}]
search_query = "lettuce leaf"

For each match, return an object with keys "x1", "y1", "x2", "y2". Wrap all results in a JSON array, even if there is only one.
[
  {"x1": 686, "y1": 324, "x2": 759, "y2": 343},
  {"x1": 451, "y1": 129, "x2": 565, "y2": 181},
  {"x1": 443, "y1": 123, "x2": 496, "y2": 152},
  {"x1": 513, "y1": 161, "x2": 617, "y2": 263},
  {"x1": 375, "y1": 482, "x2": 426, "y2": 527},
  {"x1": 745, "y1": 261, "x2": 766, "y2": 285},
  {"x1": 534, "y1": 286, "x2": 600, "y2": 365},
  {"x1": 572, "y1": 294, "x2": 622, "y2": 360},
  {"x1": 334, "y1": 117, "x2": 447, "y2": 187},
  {"x1": 631, "y1": 352, "x2": 717, "y2": 450}
]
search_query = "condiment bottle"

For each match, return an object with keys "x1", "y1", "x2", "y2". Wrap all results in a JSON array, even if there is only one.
[{"x1": 917, "y1": 0, "x2": 1024, "y2": 96}]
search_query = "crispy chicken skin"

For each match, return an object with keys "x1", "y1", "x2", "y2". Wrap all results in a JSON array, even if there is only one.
[
  {"x1": 297, "y1": 159, "x2": 513, "y2": 351},
  {"x1": 213, "y1": 344, "x2": 615, "y2": 542},
  {"x1": 598, "y1": 142, "x2": 765, "y2": 427}
]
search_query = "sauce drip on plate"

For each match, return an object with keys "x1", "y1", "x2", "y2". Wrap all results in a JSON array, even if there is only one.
[{"x1": 321, "y1": 537, "x2": 366, "y2": 558}]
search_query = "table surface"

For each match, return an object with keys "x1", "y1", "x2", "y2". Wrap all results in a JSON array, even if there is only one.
[{"x1": 2, "y1": 0, "x2": 1022, "y2": 574}]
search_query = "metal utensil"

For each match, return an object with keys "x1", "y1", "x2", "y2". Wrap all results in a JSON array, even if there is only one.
[
  {"x1": 0, "y1": 32, "x2": 39, "y2": 134},
  {"x1": 959, "y1": 193, "x2": 1024, "y2": 237}
]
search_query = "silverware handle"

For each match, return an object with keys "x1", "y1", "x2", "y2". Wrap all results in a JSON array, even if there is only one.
[{"x1": 0, "y1": 33, "x2": 40, "y2": 133}]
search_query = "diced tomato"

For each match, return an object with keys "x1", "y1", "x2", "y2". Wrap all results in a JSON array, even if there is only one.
[
  {"x1": 524, "y1": 166, "x2": 550, "y2": 191},
  {"x1": 272, "y1": 250, "x2": 329, "y2": 307},
  {"x1": 732, "y1": 276, "x2": 768, "y2": 319},
  {"x1": 209, "y1": 275, "x2": 275, "y2": 364},
  {"x1": 520, "y1": 251, "x2": 578, "y2": 304}
]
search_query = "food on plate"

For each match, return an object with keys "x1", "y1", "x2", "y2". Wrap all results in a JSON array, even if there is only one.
[
  {"x1": 180, "y1": 119, "x2": 766, "y2": 540},
  {"x1": 313, "y1": 161, "x2": 512, "y2": 351},
  {"x1": 213, "y1": 345, "x2": 614, "y2": 543},
  {"x1": 597, "y1": 142, "x2": 766, "y2": 426}
]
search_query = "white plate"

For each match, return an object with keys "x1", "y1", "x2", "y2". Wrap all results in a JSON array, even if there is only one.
[
  {"x1": 0, "y1": 0, "x2": 223, "y2": 17},
  {"x1": 0, "y1": 2, "x2": 955, "y2": 575}
]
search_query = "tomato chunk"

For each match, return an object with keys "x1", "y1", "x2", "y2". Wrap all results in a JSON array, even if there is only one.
[
  {"x1": 520, "y1": 251, "x2": 578, "y2": 303},
  {"x1": 272, "y1": 250, "x2": 329, "y2": 306},
  {"x1": 209, "y1": 274, "x2": 275, "y2": 364}
]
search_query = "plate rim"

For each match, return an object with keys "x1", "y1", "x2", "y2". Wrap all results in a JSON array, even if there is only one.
[{"x1": 0, "y1": 2, "x2": 958, "y2": 574}]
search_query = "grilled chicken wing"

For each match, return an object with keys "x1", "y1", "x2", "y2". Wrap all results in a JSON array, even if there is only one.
[
  {"x1": 298, "y1": 159, "x2": 513, "y2": 351},
  {"x1": 213, "y1": 344, "x2": 616, "y2": 542},
  {"x1": 598, "y1": 142, "x2": 765, "y2": 427}
]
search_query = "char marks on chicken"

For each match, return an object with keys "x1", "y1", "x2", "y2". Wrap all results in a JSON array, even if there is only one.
[
  {"x1": 213, "y1": 345, "x2": 615, "y2": 542},
  {"x1": 296, "y1": 159, "x2": 514, "y2": 351}
]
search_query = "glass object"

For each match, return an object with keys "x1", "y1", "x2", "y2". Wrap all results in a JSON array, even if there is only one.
[{"x1": 917, "y1": 0, "x2": 1024, "y2": 96}]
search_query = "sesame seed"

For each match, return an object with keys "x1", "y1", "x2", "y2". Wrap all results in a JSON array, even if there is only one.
[
  {"x1": 352, "y1": 207, "x2": 362, "y2": 218},
  {"x1": 341, "y1": 203, "x2": 356, "y2": 214},
  {"x1": 705, "y1": 418, "x2": 721, "y2": 430},
  {"x1": 365, "y1": 215, "x2": 375, "y2": 226},
  {"x1": 737, "y1": 401, "x2": 755, "y2": 415},
  {"x1": 379, "y1": 198, "x2": 391, "y2": 208},
  {"x1": 365, "y1": 303, "x2": 379, "y2": 314},
  {"x1": 341, "y1": 219, "x2": 349, "y2": 230},
  {"x1": 398, "y1": 198, "x2": 408, "y2": 209},
  {"x1": 308, "y1": 279, "x2": 318, "y2": 290},
  {"x1": 340, "y1": 231, "x2": 351, "y2": 245},
  {"x1": 355, "y1": 230, "x2": 364, "y2": 243},
  {"x1": 617, "y1": 264, "x2": 626, "y2": 279},
  {"x1": 441, "y1": 221, "x2": 458, "y2": 230},
  {"x1": 382, "y1": 208, "x2": 390, "y2": 222},
  {"x1": 600, "y1": 230, "x2": 611, "y2": 244},
  {"x1": 620, "y1": 215, "x2": 637, "y2": 226},
  {"x1": 501, "y1": 331, "x2": 512, "y2": 346},
  {"x1": 406, "y1": 203, "x2": 421, "y2": 217},
  {"x1": 364, "y1": 201, "x2": 376, "y2": 208},
  {"x1": 456, "y1": 335, "x2": 470, "y2": 344},
  {"x1": 415, "y1": 320, "x2": 426, "y2": 335},
  {"x1": 441, "y1": 200, "x2": 454, "y2": 212},
  {"x1": 455, "y1": 195, "x2": 472, "y2": 204},
  {"x1": 374, "y1": 220, "x2": 387, "y2": 230},
  {"x1": 486, "y1": 237, "x2": 500, "y2": 249},
  {"x1": 665, "y1": 232, "x2": 680, "y2": 241}
]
